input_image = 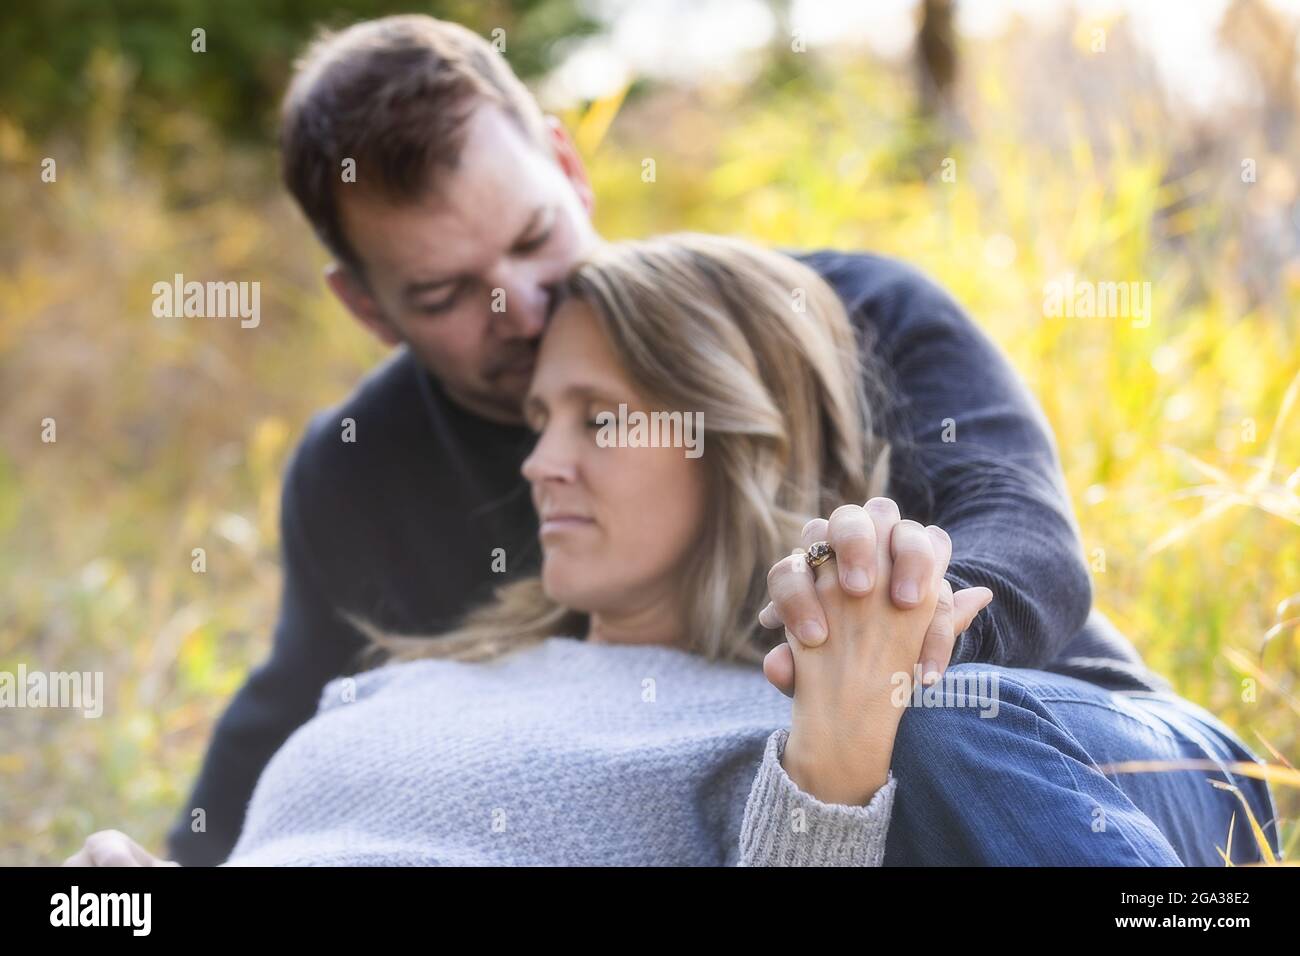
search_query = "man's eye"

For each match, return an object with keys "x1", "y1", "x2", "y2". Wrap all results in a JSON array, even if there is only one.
[
  {"x1": 416, "y1": 294, "x2": 458, "y2": 315},
  {"x1": 515, "y1": 228, "x2": 552, "y2": 255}
]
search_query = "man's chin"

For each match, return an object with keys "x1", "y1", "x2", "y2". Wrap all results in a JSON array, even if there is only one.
[
  {"x1": 491, "y1": 362, "x2": 535, "y2": 394},
  {"x1": 443, "y1": 379, "x2": 528, "y2": 425}
]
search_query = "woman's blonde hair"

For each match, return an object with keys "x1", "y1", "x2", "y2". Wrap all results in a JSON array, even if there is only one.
[{"x1": 356, "y1": 233, "x2": 890, "y2": 668}]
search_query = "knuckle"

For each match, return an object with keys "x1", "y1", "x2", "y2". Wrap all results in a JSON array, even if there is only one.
[
  {"x1": 893, "y1": 540, "x2": 932, "y2": 559},
  {"x1": 831, "y1": 526, "x2": 875, "y2": 546},
  {"x1": 893, "y1": 522, "x2": 933, "y2": 556},
  {"x1": 769, "y1": 554, "x2": 806, "y2": 589},
  {"x1": 828, "y1": 503, "x2": 863, "y2": 521}
]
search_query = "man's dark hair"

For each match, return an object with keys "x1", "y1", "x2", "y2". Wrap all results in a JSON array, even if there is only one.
[{"x1": 280, "y1": 14, "x2": 552, "y2": 273}]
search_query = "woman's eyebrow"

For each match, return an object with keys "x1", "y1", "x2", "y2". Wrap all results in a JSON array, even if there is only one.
[
  {"x1": 565, "y1": 384, "x2": 625, "y2": 405},
  {"x1": 522, "y1": 393, "x2": 546, "y2": 419},
  {"x1": 524, "y1": 383, "x2": 623, "y2": 412}
]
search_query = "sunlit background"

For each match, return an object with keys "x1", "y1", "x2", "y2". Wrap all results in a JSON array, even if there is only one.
[{"x1": 1, "y1": 0, "x2": 1298, "y2": 865}]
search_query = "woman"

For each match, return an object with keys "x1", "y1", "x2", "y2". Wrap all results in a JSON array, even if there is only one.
[{"x1": 68, "y1": 234, "x2": 1280, "y2": 866}]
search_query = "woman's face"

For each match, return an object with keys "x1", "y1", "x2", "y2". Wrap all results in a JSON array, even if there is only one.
[{"x1": 521, "y1": 298, "x2": 707, "y2": 637}]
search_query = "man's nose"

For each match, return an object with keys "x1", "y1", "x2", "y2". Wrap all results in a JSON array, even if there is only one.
[{"x1": 489, "y1": 268, "x2": 553, "y2": 340}]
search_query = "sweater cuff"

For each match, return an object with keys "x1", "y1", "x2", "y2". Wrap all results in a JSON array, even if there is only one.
[{"x1": 739, "y1": 727, "x2": 896, "y2": 866}]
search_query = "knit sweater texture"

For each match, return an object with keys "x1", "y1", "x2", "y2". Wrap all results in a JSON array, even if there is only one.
[{"x1": 224, "y1": 636, "x2": 896, "y2": 866}]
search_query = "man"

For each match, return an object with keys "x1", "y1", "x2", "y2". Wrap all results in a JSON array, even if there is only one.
[{"x1": 167, "y1": 15, "x2": 1212, "y2": 866}]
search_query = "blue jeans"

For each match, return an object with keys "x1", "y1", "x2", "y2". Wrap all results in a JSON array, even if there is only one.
[{"x1": 882, "y1": 664, "x2": 1283, "y2": 865}]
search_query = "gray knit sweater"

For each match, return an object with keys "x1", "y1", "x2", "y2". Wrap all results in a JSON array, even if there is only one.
[{"x1": 223, "y1": 636, "x2": 896, "y2": 866}]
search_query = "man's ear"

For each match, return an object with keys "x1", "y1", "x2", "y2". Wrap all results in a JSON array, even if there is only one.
[
  {"x1": 324, "y1": 263, "x2": 402, "y2": 347},
  {"x1": 545, "y1": 115, "x2": 595, "y2": 218}
]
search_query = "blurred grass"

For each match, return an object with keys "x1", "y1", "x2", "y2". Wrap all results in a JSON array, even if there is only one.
[{"x1": 1, "y1": 21, "x2": 1297, "y2": 865}]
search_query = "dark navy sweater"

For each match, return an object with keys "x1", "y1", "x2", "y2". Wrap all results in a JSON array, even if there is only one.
[{"x1": 167, "y1": 249, "x2": 1166, "y2": 865}]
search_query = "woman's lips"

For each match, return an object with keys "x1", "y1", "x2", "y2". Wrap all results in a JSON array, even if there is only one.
[{"x1": 539, "y1": 515, "x2": 595, "y2": 538}]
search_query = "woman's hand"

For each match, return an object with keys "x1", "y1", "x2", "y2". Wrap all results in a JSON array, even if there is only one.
[
  {"x1": 759, "y1": 500, "x2": 992, "y2": 697},
  {"x1": 770, "y1": 498, "x2": 968, "y2": 806},
  {"x1": 63, "y1": 830, "x2": 179, "y2": 867}
]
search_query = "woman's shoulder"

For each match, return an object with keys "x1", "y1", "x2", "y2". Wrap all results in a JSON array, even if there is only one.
[
  {"x1": 312, "y1": 635, "x2": 779, "y2": 717},
  {"x1": 315, "y1": 655, "x2": 464, "y2": 713},
  {"x1": 314, "y1": 639, "x2": 562, "y2": 714}
]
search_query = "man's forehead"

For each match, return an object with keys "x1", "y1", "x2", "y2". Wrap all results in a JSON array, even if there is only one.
[
  {"x1": 335, "y1": 106, "x2": 564, "y2": 280},
  {"x1": 340, "y1": 179, "x2": 534, "y2": 281}
]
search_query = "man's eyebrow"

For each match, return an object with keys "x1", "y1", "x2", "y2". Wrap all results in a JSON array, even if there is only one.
[
  {"x1": 401, "y1": 205, "x2": 551, "y2": 301},
  {"x1": 510, "y1": 204, "x2": 551, "y2": 249}
]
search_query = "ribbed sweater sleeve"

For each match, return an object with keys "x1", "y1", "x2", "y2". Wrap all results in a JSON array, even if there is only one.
[{"x1": 738, "y1": 728, "x2": 896, "y2": 866}]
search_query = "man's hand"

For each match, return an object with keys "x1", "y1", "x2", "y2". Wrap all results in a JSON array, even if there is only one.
[
  {"x1": 64, "y1": 830, "x2": 180, "y2": 867},
  {"x1": 760, "y1": 498, "x2": 992, "y2": 698},
  {"x1": 775, "y1": 497, "x2": 945, "y2": 803}
]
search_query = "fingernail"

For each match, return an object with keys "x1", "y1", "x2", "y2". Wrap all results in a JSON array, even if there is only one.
[
  {"x1": 896, "y1": 581, "x2": 919, "y2": 604},
  {"x1": 799, "y1": 620, "x2": 826, "y2": 644},
  {"x1": 922, "y1": 668, "x2": 939, "y2": 686},
  {"x1": 845, "y1": 569, "x2": 870, "y2": 592}
]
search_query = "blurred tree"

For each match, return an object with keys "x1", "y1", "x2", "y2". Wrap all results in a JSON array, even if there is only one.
[
  {"x1": 0, "y1": 0, "x2": 596, "y2": 145},
  {"x1": 1220, "y1": 0, "x2": 1299, "y2": 151},
  {"x1": 915, "y1": 0, "x2": 958, "y2": 117}
]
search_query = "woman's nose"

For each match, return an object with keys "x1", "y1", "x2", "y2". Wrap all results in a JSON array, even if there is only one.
[{"x1": 521, "y1": 425, "x2": 578, "y2": 485}]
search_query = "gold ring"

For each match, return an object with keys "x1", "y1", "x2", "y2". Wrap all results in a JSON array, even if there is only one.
[{"x1": 805, "y1": 541, "x2": 835, "y2": 569}]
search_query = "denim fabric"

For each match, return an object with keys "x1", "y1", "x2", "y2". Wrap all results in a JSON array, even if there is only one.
[{"x1": 882, "y1": 663, "x2": 1281, "y2": 866}]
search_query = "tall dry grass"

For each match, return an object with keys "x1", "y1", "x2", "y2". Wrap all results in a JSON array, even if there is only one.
[{"x1": 1, "y1": 20, "x2": 1296, "y2": 864}]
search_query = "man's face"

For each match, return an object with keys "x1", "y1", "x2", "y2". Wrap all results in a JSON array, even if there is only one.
[{"x1": 329, "y1": 103, "x2": 600, "y2": 424}]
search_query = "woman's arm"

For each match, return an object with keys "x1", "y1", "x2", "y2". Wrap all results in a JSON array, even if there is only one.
[
  {"x1": 738, "y1": 728, "x2": 897, "y2": 866},
  {"x1": 738, "y1": 498, "x2": 958, "y2": 866}
]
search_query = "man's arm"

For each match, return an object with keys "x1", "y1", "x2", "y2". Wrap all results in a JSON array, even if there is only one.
[
  {"x1": 854, "y1": 255, "x2": 1092, "y2": 670},
  {"x1": 166, "y1": 436, "x2": 365, "y2": 865}
]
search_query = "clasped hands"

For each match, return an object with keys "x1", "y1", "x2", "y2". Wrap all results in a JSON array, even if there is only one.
[{"x1": 760, "y1": 497, "x2": 993, "y2": 804}]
